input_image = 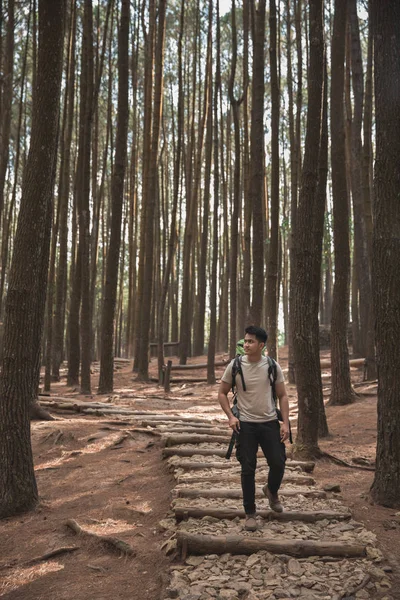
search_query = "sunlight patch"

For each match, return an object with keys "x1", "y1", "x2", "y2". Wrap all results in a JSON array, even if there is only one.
[
  {"x1": 81, "y1": 518, "x2": 136, "y2": 535},
  {"x1": 0, "y1": 561, "x2": 63, "y2": 597}
]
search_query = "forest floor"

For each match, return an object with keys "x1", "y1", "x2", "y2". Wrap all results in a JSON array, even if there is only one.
[{"x1": 1, "y1": 347, "x2": 400, "y2": 600}]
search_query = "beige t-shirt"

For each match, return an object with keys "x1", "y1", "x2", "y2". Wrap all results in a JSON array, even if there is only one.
[{"x1": 221, "y1": 355, "x2": 285, "y2": 422}]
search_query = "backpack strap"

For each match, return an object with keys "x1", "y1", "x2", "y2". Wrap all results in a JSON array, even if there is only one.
[
  {"x1": 267, "y1": 356, "x2": 278, "y2": 406},
  {"x1": 231, "y1": 355, "x2": 246, "y2": 398}
]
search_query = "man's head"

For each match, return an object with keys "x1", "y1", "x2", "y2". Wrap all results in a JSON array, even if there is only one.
[{"x1": 243, "y1": 326, "x2": 268, "y2": 359}]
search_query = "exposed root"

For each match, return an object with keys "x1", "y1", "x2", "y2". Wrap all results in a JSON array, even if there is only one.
[
  {"x1": 31, "y1": 401, "x2": 55, "y2": 421},
  {"x1": 26, "y1": 546, "x2": 80, "y2": 565},
  {"x1": 320, "y1": 451, "x2": 375, "y2": 471},
  {"x1": 65, "y1": 519, "x2": 135, "y2": 556}
]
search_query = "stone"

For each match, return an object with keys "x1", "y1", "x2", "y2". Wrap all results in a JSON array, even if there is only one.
[
  {"x1": 323, "y1": 484, "x2": 341, "y2": 493},
  {"x1": 186, "y1": 556, "x2": 205, "y2": 567},
  {"x1": 287, "y1": 558, "x2": 304, "y2": 576},
  {"x1": 246, "y1": 554, "x2": 261, "y2": 568},
  {"x1": 274, "y1": 589, "x2": 288, "y2": 599},
  {"x1": 355, "y1": 591, "x2": 370, "y2": 599}
]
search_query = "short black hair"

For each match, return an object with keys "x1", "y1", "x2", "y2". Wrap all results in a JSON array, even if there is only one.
[{"x1": 245, "y1": 325, "x2": 268, "y2": 345}]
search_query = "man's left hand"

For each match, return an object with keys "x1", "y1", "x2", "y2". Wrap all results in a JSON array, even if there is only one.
[{"x1": 280, "y1": 422, "x2": 289, "y2": 442}]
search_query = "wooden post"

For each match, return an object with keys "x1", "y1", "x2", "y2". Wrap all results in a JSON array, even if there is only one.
[{"x1": 164, "y1": 360, "x2": 172, "y2": 393}]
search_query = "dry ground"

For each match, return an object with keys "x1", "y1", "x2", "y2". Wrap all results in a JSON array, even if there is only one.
[{"x1": 1, "y1": 348, "x2": 400, "y2": 599}]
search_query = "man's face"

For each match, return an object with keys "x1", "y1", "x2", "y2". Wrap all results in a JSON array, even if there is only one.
[{"x1": 243, "y1": 334, "x2": 263, "y2": 356}]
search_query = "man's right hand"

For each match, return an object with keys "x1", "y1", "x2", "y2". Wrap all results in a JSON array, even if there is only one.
[{"x1": 228, "y1": 415, "x2": 240, "y2": 433}]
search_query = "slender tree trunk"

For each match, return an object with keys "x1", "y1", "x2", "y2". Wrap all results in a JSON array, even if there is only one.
[
  {"x1": 157, "y1": 0, "x2": 184, "y2": 376},
  {"x1": 291, "y1": 0, "x2": 324, "y2": 459},
  {"x1": 329, "y1": 0, "x2": 356, "y2": 406},
  {"x1": 0, "y1": 0, "x2": 65, "y2": 518},
  {"x1": 207, "y1": 0, "x2": 220, "y2": 385},
  {"x1": 266, "y1": 0, "x2": 279, "y2": 359},
  {"x1": 349, "y1": 0, "x2": 373, "y2": 369},
  {"x1": 98, "y1": 0, "x2": 130, "y2": 393},
  {"x1": 137, "y1": 0, "x2": 166, "y2": 380},
  {"x1": 228, "y1": 0, "x2": 243, "y2": 357},
  {"x1": 0, "y1": 0, "x2": 14, "y2": 229},
  {"x1": 193, "y1": 0, "x2": 212, "y2": 358},
  {"x1": 313, "y1": 57, "x2": 329, "y2": 438},
  {"x1": 248, "y1": 0, "x2": 266, "y2": 326},
  {"x1": 52, "y1": 0, "x2": 76, "y2": 380},
  {"x1": 288, "y1": 0, "x2": 302, "y2": 384}
]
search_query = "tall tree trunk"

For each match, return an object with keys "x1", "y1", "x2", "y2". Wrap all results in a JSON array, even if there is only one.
[
  {"x1": 137, "y1": 0, "x2": 166, "y2": 380},
  {"x1": 98, "y1": 0, "x2": 130, "y2": 393},
  {"x1": 157, "y1": 0, "x2": 184, "y2": 376},
  {"x1": 207, "y1": 0, "x2": 220, "y2": 385},
  {"x1": 228, "y1": 0, "x2": 243, "y2": 356},
  {"x1": 0, "y1": 1, "x2": 30, "y2": 318},
  {"x1": 266, "y1": 0, "x2": 279, "y2": 359},
  {"x1": 239, "y1": 0, "x2": 250, "y2": 336},
  {"x1": 0, "y1": 0, "x2": 14, "y2": 229},
  {"x1": 52, "y1": 0, "x2": 77, "y2": 381},
  {"x1": 349, "y1": 0, "x2": 374, "y2": 370},
  {"x1": 370, "y1": 0, "x2": 400, "y2": 508},
  {"x1": 0, "y1": 0, "x2": 65, "y2": 518},
  {"x1": 193, "y1": 0, "x2": 213, "y2": 358},
  {"x1": 329, "y1": 0, "x2": 356, "y2": 406},
  {"x1": 288, "y1": 0, "x2": 302, "y2": 384},
  {"x1": 248, "y1": 0, "x2": 266, "y2": 326},
  {"x1": 291, "y1": 0, "x2": 324, "y2": 459},
  {"x1": 312, "y1": 57, "x2": 329, "y2": 438}
]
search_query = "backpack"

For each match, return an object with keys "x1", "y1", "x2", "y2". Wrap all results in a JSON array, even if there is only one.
[{"x1": 231, "y1": 353, "x2": 293, "y2": 443}]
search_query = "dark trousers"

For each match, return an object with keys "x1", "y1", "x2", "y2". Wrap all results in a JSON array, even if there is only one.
[{"x1": 236, "y1": 420, "x2": 286, "y2": 515}]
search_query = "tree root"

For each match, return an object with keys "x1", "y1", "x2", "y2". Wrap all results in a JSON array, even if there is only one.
[
  {"x1": 65, "y1": 519, "x2": 135, "y2": 556},
  {"x1": 320, "y1": 451, "x2": 375, "y2": 471},
  {"x1": 31, "y1": 400, "x2": 56, "y2": 421},
  {"x1": 26, "y1": 546, "x2": 80, "y2": 565}
]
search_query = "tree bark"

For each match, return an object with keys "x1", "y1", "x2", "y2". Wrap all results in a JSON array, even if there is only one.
[
  {"x1": 0, "y1": 0, "x2": 65, "y2": 518},
  {"x1": 266, "y1": 0, "x2": 279, "y2": 359},
  {"x1": 329, "y1": 0, "x2": 356, "y2": 406},
  {"x1": 370, "y1": 0, "x2": 400, "y2": 508},
  {"x1": 291, "y1": 0, "x2": 324, "y2": 458},
  {"x1": 248, "y1": 0, "x2": 266, "y2": 326},
  {"x1": 98, "y1": 0, "x2": 130, "y2": 393}
]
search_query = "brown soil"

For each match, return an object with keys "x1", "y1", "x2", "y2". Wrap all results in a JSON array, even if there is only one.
[{"x1": 1, "y1": 349, "x2": 400, "y2": 599}]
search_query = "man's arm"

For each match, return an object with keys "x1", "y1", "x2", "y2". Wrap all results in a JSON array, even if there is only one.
[
  {"x1": 276, "y1": 381, "x2": 290, "y2": 441},
  {"x1": 218, "y1": 380, "x2": 240, "y2": 433}
]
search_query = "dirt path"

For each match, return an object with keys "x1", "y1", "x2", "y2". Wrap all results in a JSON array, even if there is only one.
[{"x1": 0, "y1": 352, "x2": 399, "y2": 599}]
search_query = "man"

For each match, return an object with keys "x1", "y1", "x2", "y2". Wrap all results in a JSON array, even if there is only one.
[{"x1": 218, "y1": 325, "x2": 290, "y2": 531}]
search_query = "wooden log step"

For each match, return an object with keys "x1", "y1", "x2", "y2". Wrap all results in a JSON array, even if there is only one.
[
  {"x1": 169, "y1": 361, "x2": 229, "y2": 371},
  {"x1": 159, "y1": 426, "x2": 229, "y2": 436},
  {"x1": 319, "y1": 357, "x2": 365, "y2": 369},
  {"x1": 141, "y1": 420, "x2": 222, "y2": 429},
  {"x1": 163, "y1": 448, "x2": 316, "y2": 472},
  {"x1": 174, "y1": 487, "x2": 326, "y2": 499},
  {"x1": 173, "y1": 506, "x2": 351, "y2": 523},
  {"x1": 167, "y1": 460, "x2": 314, "y2": 474},
  {"x1": 163, "y1": 447, "x2": 234, "y2": 459},
  {"x1": 176, "y1": 473, "x2": 316, "y2": 486},
  {"x1": 138, "y1": 416, "x2": 220, "y2": 424},
  {"x1": 168, "y1": 460, "x2": 236, "y2": 471},
  {"x1": 176, "y1": 532, "x2": 366, "y2": 559},
  {"x1": 164, "y1": 434, "x2": 230, "y2": 446}
]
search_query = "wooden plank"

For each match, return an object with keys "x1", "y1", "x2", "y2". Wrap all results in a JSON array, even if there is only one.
[
  {"x1": 173, "y1": 506, "x2": 351, "y2": 523},
  {"x1": 175, "y1": 487, "x2": 326, "y2": 499},
  {"x1": 164, "y1": 434, "x2": 230, "y2": 446},
  {"x1": 176, "y1": 473, "x2": 316, "y2": 486},
  {"x1": 163, "y1": 448, "x2": 316, "y2": 472},
  {"x1": 176, "y1": 532, "x2": 366, "y2": 558}
]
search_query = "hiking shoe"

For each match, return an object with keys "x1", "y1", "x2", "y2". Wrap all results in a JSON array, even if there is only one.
[
  {"x1": 244, "y1": 514, "x2": 257, "y2": 531},
  {"x1": 263, "y1": 485, "x2": 283, "y2": 513}
]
